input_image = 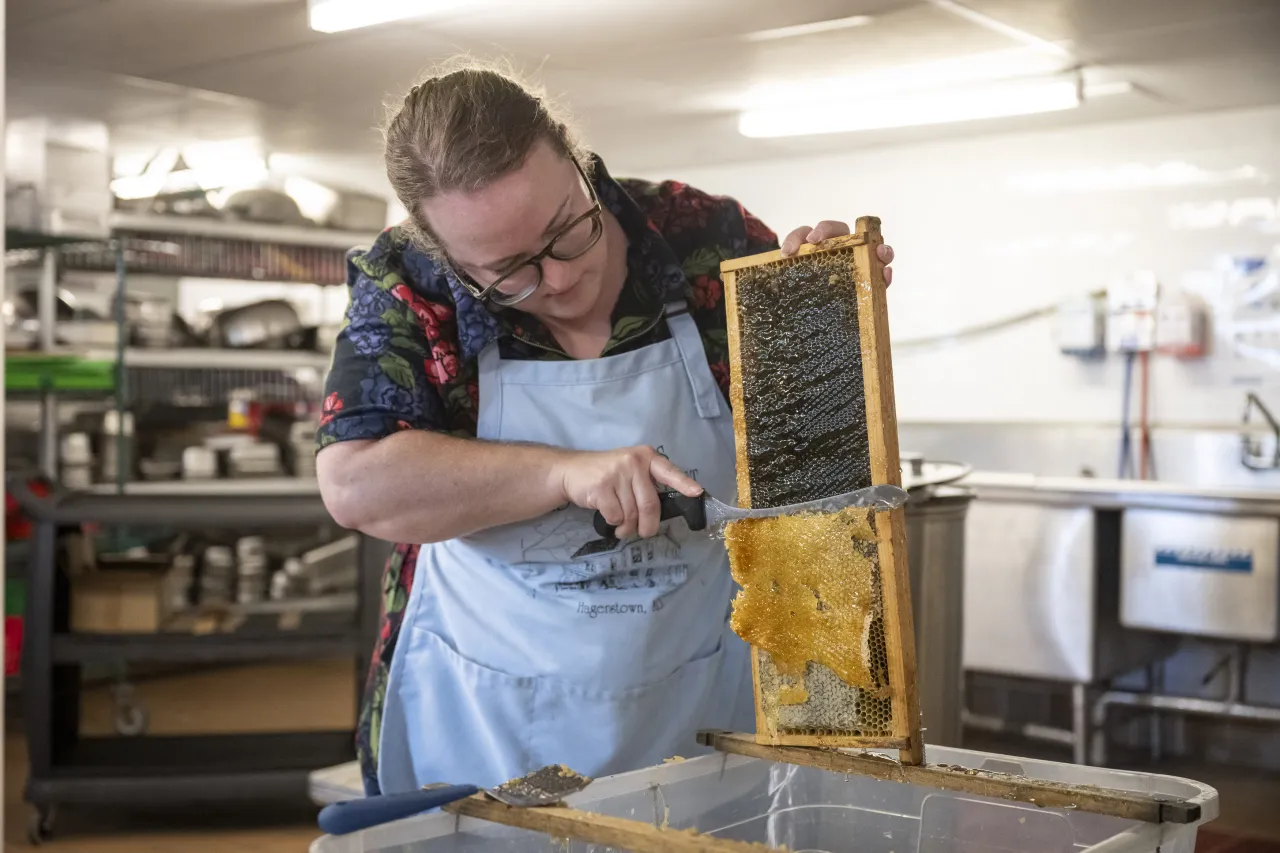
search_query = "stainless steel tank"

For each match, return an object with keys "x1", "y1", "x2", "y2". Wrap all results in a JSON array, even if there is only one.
[{"x1": 902, "y1": 457, "x2": 974, "y2": 748}]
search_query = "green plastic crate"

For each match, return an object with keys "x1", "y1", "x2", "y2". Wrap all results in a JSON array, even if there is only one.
[
  {"x1": 5, "y1": 353, "x2": 116, "y2": 393},
  {"x1": 6, "y1": 578, "x2": 26, "y2": 617}
]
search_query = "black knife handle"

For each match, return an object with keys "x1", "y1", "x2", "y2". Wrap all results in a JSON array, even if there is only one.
[{"x1": 591, "y1": 492, "x2": 707, "y2": 539}]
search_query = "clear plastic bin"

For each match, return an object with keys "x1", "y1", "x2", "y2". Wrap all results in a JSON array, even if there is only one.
[{"x1": 310, "y1": 744, "x2": 1217, "y2": 853}]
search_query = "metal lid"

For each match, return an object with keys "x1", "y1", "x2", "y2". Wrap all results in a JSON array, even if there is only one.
[{"x1": 900, "y1": 454, "x2": 972, "y2": 491}]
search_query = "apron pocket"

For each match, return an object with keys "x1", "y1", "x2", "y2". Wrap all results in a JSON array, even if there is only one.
[
  {"x1": 530, "y1": 638, "x2": 728, "y2": 778},
  {"x1": 396, "y1": 626, "x2": 539, "y2": 788}
]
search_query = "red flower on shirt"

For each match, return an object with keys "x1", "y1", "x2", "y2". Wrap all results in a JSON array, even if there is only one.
[
  {"x1": 669, "y1": 190, "x2": 717, "y2": 230},
  {"x1": 391, "y1": 282, "x2": 455, "y2": 338},
  {"x1": 710, "y1": 362, "x2": 731, "y2": 392},
  {"x1": 741, "y1": 205, "x2": 777, "y2": 247},
  {"x1": 320, "y1": 392, "x2": 344, "y2": 426},
  {"x1": 400, "y1": 547, "x2": 418, "y2": 594},
  {"x1": 691, "y1": 275, "x2": 723, "y2": 310},
  {"x1": 425, "y1": 340, "x2": 460, "y2": 385}
]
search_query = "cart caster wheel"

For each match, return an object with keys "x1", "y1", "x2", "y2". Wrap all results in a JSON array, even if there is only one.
[
  {"x1": 27, "y1": 805, "x2": 55, "y2": 845},
  {"x1": 113, "y1": 702, "x2": 149, "y2": 736},
  {"x1": 111, "y1": 680, "x2": 149, "y2": 736}
]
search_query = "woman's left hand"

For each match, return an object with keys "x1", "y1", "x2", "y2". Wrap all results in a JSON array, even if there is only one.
[{"x1": 780, "y1": 220, "x2": 895, "y2": 286}]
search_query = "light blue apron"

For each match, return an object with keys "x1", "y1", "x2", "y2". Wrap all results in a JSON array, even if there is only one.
[{"x1": 376, "y1": 301, "x2": 755, "y2": 794}]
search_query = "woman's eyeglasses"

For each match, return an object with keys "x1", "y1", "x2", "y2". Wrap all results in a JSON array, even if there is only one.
[{"x1": 449, "y1": 162, "x2": 604, "y2": 308}]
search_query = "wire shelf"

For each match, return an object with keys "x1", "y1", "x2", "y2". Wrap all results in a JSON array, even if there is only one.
[
  {"x1": 127, "y1": 365, "x2": 324, "y2": 407},
  {"x1": 56, "y1": 232, "x2": 352, "y2": 284}
]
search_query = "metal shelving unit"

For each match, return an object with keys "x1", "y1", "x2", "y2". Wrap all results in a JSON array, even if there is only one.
[
  {"x1": 51, "y1": 631, "x2": 362, "y2": 665},
  {"x1": 4, "y1": 218, "x2": 383, "y2": 842},
  {"x1": 10, "y1": 476, "x2": 386, "y2": 841},
  {"x1": 85, "y1": 476, "x2": 322, "y2": 497},
  {"x1": 107, "y1": 211, "x2": 376, "y2": 249},
  {"x1": 31, "y1": 732, "x2": 357, "y2": 806}
]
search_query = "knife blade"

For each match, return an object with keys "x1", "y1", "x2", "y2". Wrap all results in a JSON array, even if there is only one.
[{"x1": 590, "y1": 483, "x2": 908, "y2": 540}]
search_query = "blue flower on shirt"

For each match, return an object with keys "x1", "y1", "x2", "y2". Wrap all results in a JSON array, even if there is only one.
[{"x1": 346, "y1": 285, "x2": 396, "y2": 357}]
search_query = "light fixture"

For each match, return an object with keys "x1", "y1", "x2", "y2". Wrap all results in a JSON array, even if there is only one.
[
  {"x1": 738, "y1": 76, "x2": 1091, "y2": 139},
  {"x1": 739, "y1": 47, "x2": 1071, "y2": 108},
  {"x1": 744, "y1": 15, "x2": 874, "y2": 42},
  {"x1": 307, "y1": 0, "x2": 459, "y2": 33}
]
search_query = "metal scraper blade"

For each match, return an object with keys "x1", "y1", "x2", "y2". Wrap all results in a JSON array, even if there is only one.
[
  {"x1": 704, "y1": 482, "x2": 908, "y2": 536},
  {"x1": 485, "y1": 765, "x2": 594, "y2": 807}
]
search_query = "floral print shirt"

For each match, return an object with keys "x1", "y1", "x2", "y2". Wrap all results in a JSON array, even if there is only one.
[{"x1": 319, "y1": 154, "x2": 779, "y2": 794}]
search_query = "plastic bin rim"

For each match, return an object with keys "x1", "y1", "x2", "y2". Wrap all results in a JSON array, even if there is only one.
[{"x1": 309, "y1": 744, "x2": 1219, "y2": 850}]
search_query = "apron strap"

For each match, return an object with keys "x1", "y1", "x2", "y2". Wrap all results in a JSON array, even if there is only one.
[
  {"x1": 664, "y1": 301, "x2": 722, "y2": 419},
  {"x1": 477, "y1": 341, "x2": 503, "y2": 437}
]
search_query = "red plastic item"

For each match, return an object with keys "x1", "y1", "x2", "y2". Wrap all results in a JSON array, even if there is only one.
[
  {"x1": 5, "y1": 478, "x2": 50, "y2": 542},
  {"x1": 5, "y1": 616, "x2": 23, "y2": 677}
]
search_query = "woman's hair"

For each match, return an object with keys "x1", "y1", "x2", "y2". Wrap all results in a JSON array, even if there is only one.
[{"x1": 384, "y1": 58, "x2": 589, "y2": 257}]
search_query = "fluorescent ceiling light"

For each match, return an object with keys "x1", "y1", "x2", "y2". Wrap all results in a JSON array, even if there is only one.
[
  {"x1": 739, "y1": 77, "x2": 1085, "y2": 138},
  {"x1": 744, "y1": 15, "x2": 874, "y2": 42},
  {"x1": 308, "y1": 0, "x2": 460, "y2": 33},
  {"x1": 740, "y1": 47, "x2": 1070, "y2": 108}
]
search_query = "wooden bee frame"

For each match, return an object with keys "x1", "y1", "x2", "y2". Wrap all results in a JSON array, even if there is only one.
[{"x1": 720, "y1": 216, "x2": 923, "y2": 765}]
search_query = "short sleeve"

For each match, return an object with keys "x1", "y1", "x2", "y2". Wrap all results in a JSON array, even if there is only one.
[
  {"x1": 737, "y1": 203, "x2": 780, "y2": 256},
  {"x1": 316, "y1": 247, "x2": 448, "y2": 449}
]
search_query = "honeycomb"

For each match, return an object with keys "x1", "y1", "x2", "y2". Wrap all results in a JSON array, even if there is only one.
[
  {"x1": 730, "y1": 249, "x2": 872, "y2": 507},
  {"x1": 727, "y1": 246, "x2": 895, "y2": 737},
  {"x1": 727, "y1": 508, "x2": 892, "y2": 736},
  {"x1": 725, "y1": 507, "x2": 878, "y2": 686}
]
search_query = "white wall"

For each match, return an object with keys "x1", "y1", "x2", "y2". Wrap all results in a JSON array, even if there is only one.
[{"x1": 637, "y1": 106, "x2": 1280, "y2": 429}]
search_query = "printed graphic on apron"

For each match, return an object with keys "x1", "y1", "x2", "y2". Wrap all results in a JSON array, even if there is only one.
[
  {"x1": 557, "y1": 563, "x2": 690, "y2": 594},
  {"x1": 576, "y1": 601, "x2": 652, "y2": 618},
  {"x1": 520, "y1": 511, "x2": 598, "y2": 562},
  {"x1": 653, "y1": 445, "x2": 699, "y2": 493},
  {"x1": 554, "y1": 534, "x2": 688, "y2": 592}
]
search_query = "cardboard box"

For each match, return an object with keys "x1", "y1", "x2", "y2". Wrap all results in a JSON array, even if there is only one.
[{"x1": 71, "y1": 566, "x2": 186, "y2": 634}]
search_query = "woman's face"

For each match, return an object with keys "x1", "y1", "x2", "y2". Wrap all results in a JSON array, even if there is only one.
[{"x1": 421, "y1": 141, "x2": 615, "y2": 324}]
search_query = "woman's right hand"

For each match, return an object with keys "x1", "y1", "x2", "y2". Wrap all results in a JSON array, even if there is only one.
[{"x1": 556, "y1": 446, "x2": 703, "y2": 540}]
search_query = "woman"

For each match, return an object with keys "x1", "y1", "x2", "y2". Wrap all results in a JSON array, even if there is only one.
[{"x1": 316, "y1": 63, "x2": 896, "y2": 796}]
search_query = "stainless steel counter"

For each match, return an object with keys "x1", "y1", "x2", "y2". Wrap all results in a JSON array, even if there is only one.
[{"x1": 960, "y1": 471, "x2": 1280, "y2": 515}]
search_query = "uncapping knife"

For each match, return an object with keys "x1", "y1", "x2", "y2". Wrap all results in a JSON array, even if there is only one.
[{"x1": 590, "y1": 483, "x2": 908, "y2": 540}]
